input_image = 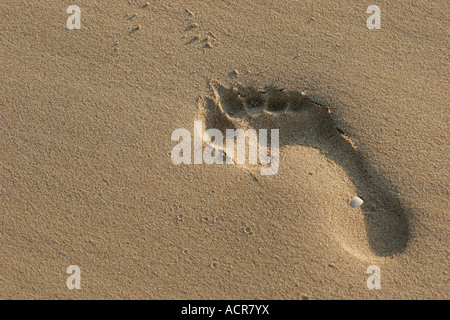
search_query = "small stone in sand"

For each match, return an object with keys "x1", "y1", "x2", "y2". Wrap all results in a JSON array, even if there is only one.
[{"x1": 350, "y1": 196, "x2": 364, "y2": 208}]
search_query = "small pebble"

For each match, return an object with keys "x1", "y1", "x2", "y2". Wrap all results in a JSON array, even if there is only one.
[{"x1": 350, "y1": 196, "x2": 364, "y2": 208}]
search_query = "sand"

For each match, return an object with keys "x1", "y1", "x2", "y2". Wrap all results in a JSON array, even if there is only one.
[{"x1": 0, "y1": 0, "x2": 448, "y2": 299}]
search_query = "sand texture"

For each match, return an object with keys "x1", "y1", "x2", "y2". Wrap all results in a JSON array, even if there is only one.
[{"x1": 0, "y1": 1, "x2": 448, "y2": 299}]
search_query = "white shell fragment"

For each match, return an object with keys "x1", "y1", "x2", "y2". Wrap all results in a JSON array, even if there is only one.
[{"x1": 350, "y1": 196, "x2": 364, "y2": 208}]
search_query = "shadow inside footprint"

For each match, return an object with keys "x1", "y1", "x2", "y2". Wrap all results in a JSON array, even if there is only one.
[
  {"x1": 236, "y1": 85, "x2": 266, "y2": 109},
  {"x1": 201, "y1": 81, "x2": 411, "y2": 257},
  {"x1": 213, "y1": 84, "x2": 246, "y2": 117}
]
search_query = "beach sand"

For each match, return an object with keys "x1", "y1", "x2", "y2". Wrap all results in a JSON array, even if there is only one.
[{"x1": 0, "y1": 0, "x2": 448, "y2": 299}]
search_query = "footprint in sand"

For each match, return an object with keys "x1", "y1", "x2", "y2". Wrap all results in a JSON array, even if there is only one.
[{"x1": 198, "y1": 80, "x2": 410, "y2": 259}]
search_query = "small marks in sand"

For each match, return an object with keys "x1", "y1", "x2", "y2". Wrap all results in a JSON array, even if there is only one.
[
  {"x1": 111, "y1": 2, "x2": 152, "y2": 53},
  {"x1": 243, "y1": 226, "x2": 253, "y2": 235},
  {"x1": 196, "y1": 213, "x2": 220, "y2": 226},
  {"x1": 128, "y1": 13, "x2": 138, "y2": 20},
  {"x1": 186, "y1": 22, "x2": 199, "y2": 30},
  {"x1": 112, "y1": 41, "x2": 120, "y2": 53},
  {"x1": 183, "y1": 17, "x2": 218, "y2": 49},
  {"x1": 175, "y1": 214, "x2": 184, "y2": 224},
  {"x1": 185, "y1": 9, "x2": 194, "y2": 17},
  {"x1": 327, "y1": 263, "x2": 337, "y2": 269},
  {"x1": 207, "y1": 31, "x2": 220, "y2": 41},
  {"x1": 230, "y1": 69, "x2": 240, "y2": 76},
  {"x1": 126, "y1": 2, "x2": 152, "y2": 35}
]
